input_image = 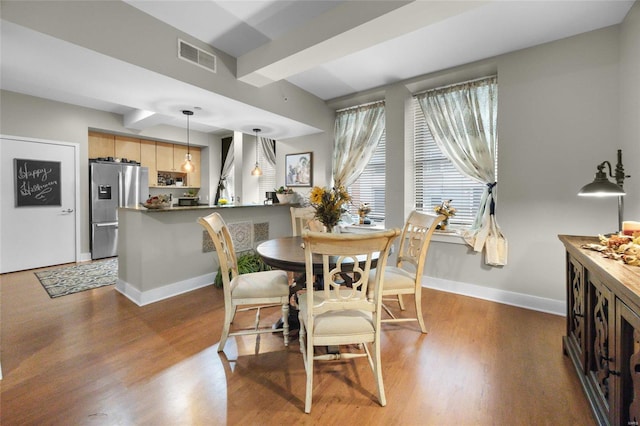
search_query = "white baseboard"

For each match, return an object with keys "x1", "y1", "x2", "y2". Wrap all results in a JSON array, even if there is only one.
[
  {"x1": 115, "y1": 273, "x2": 216, "y2": 306},
  {"x1": 423, "y1": 276, "x2": 566, "y2": 316},
  {"x1": 79, "y1": 252, "x2": 92, "y2": 262}
]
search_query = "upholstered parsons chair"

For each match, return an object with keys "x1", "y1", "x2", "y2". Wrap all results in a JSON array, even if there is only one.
[
  {"x1": 198, "y1": 212, "x2": 289, "y2": 352},
  {"x1": 298, "y1": 228, "x2": 400, "y2": 413}
]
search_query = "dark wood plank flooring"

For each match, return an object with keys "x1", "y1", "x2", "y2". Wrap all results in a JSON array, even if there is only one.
[{"x1": 1, "y1": 264, "x2": 595, "y2": 425}]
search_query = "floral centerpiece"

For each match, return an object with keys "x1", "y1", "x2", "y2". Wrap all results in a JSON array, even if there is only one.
[
  {"x1": 309, "y1": 185, "x2": 351, "y2": 232},
  {"x1": 434, "y1": 199, "x2": 456, "y2": 230}
]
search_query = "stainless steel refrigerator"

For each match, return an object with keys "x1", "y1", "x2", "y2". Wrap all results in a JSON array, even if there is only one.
[{"x1": 90, "y1": 160, "x2": 149, "y2": 260}]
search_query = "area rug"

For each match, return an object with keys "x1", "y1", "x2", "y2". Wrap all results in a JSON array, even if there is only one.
[{"x1": 35, "y1": 258, "x2": 117, "y2": 298}]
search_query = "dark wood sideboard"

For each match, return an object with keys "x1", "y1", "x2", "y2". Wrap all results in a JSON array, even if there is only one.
[{"x1": 559, "y1": 235, "x2": 640, "y2": 426}]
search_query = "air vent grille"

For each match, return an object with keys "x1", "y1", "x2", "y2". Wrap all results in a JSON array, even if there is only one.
[{"x1": 178, "y1": 39, "x2": 216, "y2": 73}]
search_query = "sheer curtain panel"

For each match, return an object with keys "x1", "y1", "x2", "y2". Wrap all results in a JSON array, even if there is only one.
[
  {"x1": 416, "y1": 76, "x2": 507, "y2": 266},
  {"x1": 333, "y1": 101, "x2": 386, "y2": 189},
  {"x1": 216, "y1": 140, "x2": 234, "y2": 203}
]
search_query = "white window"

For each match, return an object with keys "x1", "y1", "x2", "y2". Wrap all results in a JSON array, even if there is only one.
[
  {"x1": 258, "y1": 139, "x2": 276, "y2": 199},
  {"x1": 413, "y1": 98, "x2": 496, "y2": 227},
  {"x1": 347, "y1": 130, "x2": 386, "y2": 221}
]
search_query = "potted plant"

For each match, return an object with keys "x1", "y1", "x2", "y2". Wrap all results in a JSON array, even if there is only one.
[
  {"x1": 214, "y1": 251, "x2": 272, "y2": 288},
  {"x1": 275, "y1": 186, "x2": 295, "y2": 204}
]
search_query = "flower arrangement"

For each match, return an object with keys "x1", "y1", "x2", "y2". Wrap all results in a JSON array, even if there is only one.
[
  {"x1": 434, "y1": 200, "x2": 456, "y2": 230},
  {"x1": 309, "y1": 185, "x2": 351, "y2": 232}
]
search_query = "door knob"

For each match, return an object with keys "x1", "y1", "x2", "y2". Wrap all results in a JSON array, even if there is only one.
[{"x1": 62, "y1": 208, "x2": 74, "y2": 213}]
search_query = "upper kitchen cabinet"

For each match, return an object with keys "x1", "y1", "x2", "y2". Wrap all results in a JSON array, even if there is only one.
[
  {"x1": 115, "y1": 136, "x2": 141, "y2": 163},
  {"x1": 173, "y1": 144, "x2": 188, "y2": 171},
  {"x1": 157, "y1": 143, "x2": 201, "y2": 187},
  {"x1": 140, "y1": 140, "x2": 157, "y2": 186},
  {"x1": 89, "y1": 132, "x2": 201, "y2": 188},
  {"x1": 156, "y1": 142, "x2": 175, "y2": 171},
  {"x1": 88, "y1": 131, "x2": 115, "y2": 159}
]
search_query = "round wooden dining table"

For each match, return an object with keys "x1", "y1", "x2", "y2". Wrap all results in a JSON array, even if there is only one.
[
  {"x1": 256, "y1": 235, "x2": 382, "y2": 274},
  {"x1": 256, "y1": 235, "x2": 382, "y2": 331}
]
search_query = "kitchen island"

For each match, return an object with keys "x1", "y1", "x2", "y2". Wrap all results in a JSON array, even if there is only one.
[{"x1": 117, "y1": 203, "x2": 294, "y2": 306}]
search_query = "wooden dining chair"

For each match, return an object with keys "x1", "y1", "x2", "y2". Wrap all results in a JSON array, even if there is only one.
[
  {"x1": 298, "y1": 228, "x2": 401, "y2": 413},
  {"x1": 198, "y1": 212, "x2": 289, "y2": 352},
  {"x1": 370, "y1": 210, "x2": 445, "y2": 333},
  {"x1": 290, "y1": 206, "x2": 318, "y2": 236}
]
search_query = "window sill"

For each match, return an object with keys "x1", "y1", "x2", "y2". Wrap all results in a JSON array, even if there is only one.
[{"x1": 432, "y1": 228, "x2": 467, "y2": 245}]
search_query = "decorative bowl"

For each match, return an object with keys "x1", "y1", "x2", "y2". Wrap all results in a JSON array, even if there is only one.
[
  {"x1": 142, "y1": 202, "x2": 170, "y2": 209},
  {"x1": 276, "y1": 193, "x2": 295, "y2": 204}
]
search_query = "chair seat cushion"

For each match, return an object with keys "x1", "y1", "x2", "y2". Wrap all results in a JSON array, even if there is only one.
[
  {"x1": 298, "y1": 292, "x2": 374, "y2": 337},
  {"x1": 231, "y1": 270, "x2": 289, "y2": 299},
  {"x1": 369, "y1": 266, "x2": 415, "y2": 291}
]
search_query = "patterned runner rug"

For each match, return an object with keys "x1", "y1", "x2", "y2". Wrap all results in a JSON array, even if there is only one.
[{"x1": 35, "y1": 258, "x2": 117, "y2": 298}]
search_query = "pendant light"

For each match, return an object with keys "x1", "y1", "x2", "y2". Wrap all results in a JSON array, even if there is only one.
[
  {"x1": 180, "y1": 110, "x2": 195, "y2": 173},
  {"x1": 251, "y1": 128, "x2": 262, "y2": 176}
]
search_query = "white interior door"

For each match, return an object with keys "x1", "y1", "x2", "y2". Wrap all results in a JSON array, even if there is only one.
[{"x1": 0, "y1": 136, "x2": 78, "y2": 273}]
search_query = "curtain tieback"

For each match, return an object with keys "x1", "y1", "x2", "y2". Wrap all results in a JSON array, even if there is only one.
[{"x1": 487, "y1": 182, "x2": 497, "y2": 215}]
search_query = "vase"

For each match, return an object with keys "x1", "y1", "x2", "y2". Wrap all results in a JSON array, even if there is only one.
[
  {"x1": 323, "y1": 224, "x2": 339, "y2": 233},
  {"x1": 439, "y1": 218, "x2": 449, "y2": 231}
]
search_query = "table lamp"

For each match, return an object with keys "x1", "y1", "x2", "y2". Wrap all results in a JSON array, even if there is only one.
[{"x1": 578, "y1": 149, "x2": 629, "y2": 232}]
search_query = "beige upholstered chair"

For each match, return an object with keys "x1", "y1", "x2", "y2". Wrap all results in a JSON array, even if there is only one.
[
  {"x1": 290, "y1": 206, "x2": 318, "y2": 236},
  {"x1": 298, "y1": 228, "x2": 401, "y2": 413},
  {"x1": 370, "y1": 210, "x2": 444, "y2": 333},
  {"x1": 198, "y1": 212, "x2": 289, "y2": 352}
]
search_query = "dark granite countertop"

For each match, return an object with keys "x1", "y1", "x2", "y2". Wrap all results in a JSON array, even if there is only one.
[{"x1": 122, "y1": 203, "x2": 297, "y2": 212}]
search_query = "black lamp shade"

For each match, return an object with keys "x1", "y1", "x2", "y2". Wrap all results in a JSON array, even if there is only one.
[{"x1": 578, "y1": 171, "x2": 625, "y2": 197}]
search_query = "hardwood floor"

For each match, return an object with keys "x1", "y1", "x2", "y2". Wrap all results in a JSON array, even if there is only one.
[{"x1": 1, "y1": 264, "x2": 595, "y2": 425}]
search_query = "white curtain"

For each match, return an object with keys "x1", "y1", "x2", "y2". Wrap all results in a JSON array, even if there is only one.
[
  {"x1": 416, "y1": 76, "x2": 507, "y2": 266},
  {"x1": 259, "y1": 137, "x2": 276, "y2": 167},
  {"x1": 217, "y1": 140, "x2": 234, "y2": 202},
  {"x1": 332, "y1": 101, "x2": 385, "y2": 188}
]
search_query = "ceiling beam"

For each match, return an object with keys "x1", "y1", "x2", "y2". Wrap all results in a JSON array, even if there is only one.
[{"x1": 237, "y1": 0, "x2": 489, "y2": 87}]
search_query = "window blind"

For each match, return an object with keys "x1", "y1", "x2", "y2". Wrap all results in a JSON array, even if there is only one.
[
  {"x1": 413, "y1": 98, "x2": 488, "y2": 226},
  {"x1": 347, "y1": 130, "x2": 386, "y2": 221},
  {"x1": 258, "y1": 141, "x2": 276, "y2": 198}
]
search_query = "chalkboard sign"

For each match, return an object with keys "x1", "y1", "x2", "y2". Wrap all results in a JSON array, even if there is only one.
[{"x1": 14, "y1": 158, "x2": 62, "y2": 207}]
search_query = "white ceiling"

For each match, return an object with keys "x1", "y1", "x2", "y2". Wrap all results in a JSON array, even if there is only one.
[{"x1": 0, "y1": 1, "x2": 635, "y2": 139}]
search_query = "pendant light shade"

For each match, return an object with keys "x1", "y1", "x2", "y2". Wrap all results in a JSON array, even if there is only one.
[
  {"x1": 181, "y1": 110, "x2": 195, "y2": 173},
  {"x1": 251, "y1": 128, "x2": 262, "y2": 176}
]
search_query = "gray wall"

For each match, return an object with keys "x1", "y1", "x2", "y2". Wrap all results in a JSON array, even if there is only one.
[
  {"x1": 2, "y1": 3, "x2": 638, "y2": 313},
  {"x1": 0, "y1": 91, "x2": 219, "y2": 256},
  {"x1": 325, "y1": 4, "x2": 640, "y2": 310}
]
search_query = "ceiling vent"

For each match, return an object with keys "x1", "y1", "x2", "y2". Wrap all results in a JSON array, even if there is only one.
[{"x1": 178, "y1": 39, "x2": 216, "y2": 73}]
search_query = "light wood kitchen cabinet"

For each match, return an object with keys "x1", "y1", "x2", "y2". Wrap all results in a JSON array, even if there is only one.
[
  {"x1": 140, "y1": 140, "x2": 157, "y2": 186},
  {"x1": 89, "y1": 131, "x2": 201, "y2": 188},
  {"x1": 173, "y1": 144, "x2": 187, "y2": 171},
  {"x1": 115, "y1": 136, "x2": 141, "y2": 163},
  {"x1": 156, "y1": 142, "x2": 174, "y2": 171},
  {"x1": 88, "y1": 131, "x2": 115, "y2": 159},
  {"x1": 157, "y1": 143, "x2": 200, "y2": 187}
]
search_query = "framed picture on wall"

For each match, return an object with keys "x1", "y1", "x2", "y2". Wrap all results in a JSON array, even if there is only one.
[{"x1": 285, "y1": 152, "x2": 313, "y2": 187}]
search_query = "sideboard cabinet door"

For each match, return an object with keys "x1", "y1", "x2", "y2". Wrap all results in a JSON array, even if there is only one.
[
  {"x1": 566, "y1": 254, "x2": 587, "y2": 371},
  {"x1": 587, "y1": 273, "x2": 615, "y2": 424},
  {"x1": 615, "y1": 299, "x2": 640, "y2": 426}
]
